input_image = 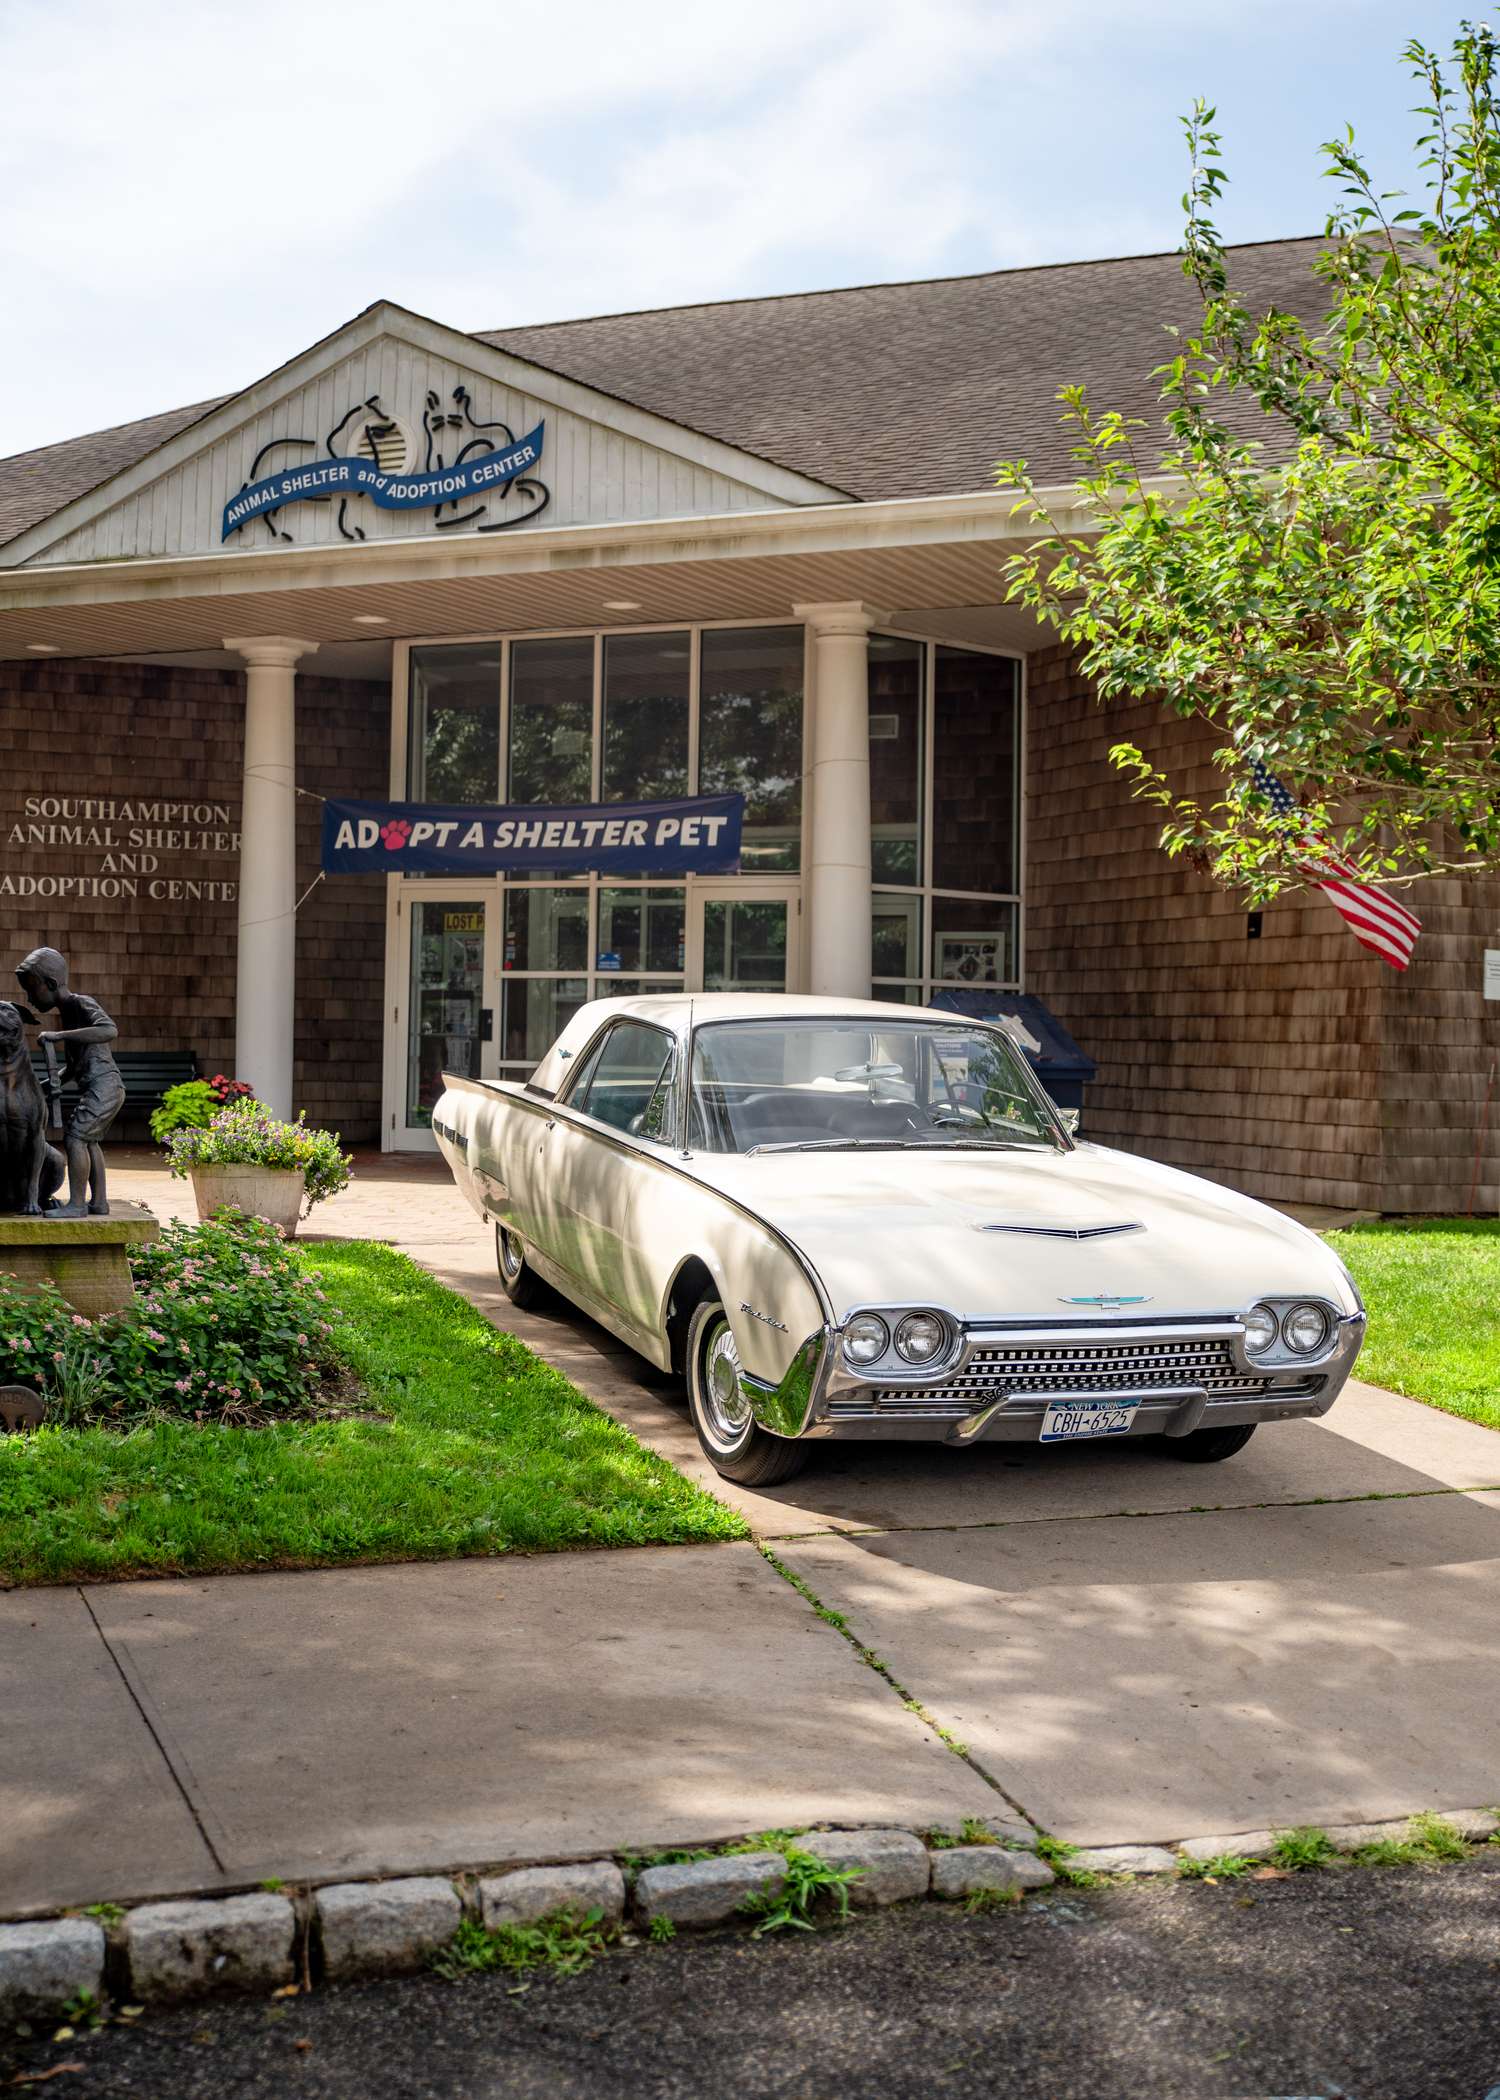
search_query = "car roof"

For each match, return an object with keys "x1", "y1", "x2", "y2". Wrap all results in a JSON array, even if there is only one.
[{"x1": 528, "y1": 992, "x2": 983, "y2": 1092}]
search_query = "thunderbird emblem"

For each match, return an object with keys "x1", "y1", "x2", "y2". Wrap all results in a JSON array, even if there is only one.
[{"x1": 1058, "y1": 1293, "x2": 1153, "y2": 1310}]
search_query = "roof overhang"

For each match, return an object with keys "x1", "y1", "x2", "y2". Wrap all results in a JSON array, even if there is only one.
[{"x1": 0, "y1": 484, "x2": 1102, "y2": 662}]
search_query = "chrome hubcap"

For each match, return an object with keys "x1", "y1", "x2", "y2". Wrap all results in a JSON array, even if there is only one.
[
  {"x1": 700, "y1": 1318, "x2": 751, "y2": 1450},
  {"x1": 498, "y1": 1229, "x2": 523, "y2": 1281}
]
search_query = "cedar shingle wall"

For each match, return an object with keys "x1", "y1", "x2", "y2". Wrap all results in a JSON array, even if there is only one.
[
  {"x1": 1024, "y1": 643, "x2": 1387, "y2": 1209},
  {"x1": 0, "y1": 658, "x2": 389, "y2": 1141},
  {"x1": 1025, "y1": 642, "x2": 1500, "y2": 1212}
]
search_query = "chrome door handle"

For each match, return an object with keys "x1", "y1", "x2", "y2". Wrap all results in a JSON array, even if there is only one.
[{"x1": 544, "y1": 1119, "x2": 556, "y2": 1130}]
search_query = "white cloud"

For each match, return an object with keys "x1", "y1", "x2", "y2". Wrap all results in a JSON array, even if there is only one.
[{"x1": 0, "y1": 0, "x2": 1468, "y2": 451}]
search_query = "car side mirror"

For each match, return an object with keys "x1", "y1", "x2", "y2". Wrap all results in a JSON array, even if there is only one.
[{"x1": 1060, "y1": 1108, "x2": 1080, "y2": 1137}]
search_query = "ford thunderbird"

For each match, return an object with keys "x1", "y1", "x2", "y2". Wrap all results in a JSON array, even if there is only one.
[{"x1": 432, "y1": 995, "x2": 1366, "y2": 1485}]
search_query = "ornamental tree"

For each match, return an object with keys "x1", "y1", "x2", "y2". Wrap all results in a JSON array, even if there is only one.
[{"x1": 999, "y1": 25, "x2": 1500, "y2": 902}]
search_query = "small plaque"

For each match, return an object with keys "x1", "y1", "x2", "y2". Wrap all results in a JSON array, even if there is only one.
[{"x1": 1485, "y1": 951, "x2": 1500, "y2": 1001}]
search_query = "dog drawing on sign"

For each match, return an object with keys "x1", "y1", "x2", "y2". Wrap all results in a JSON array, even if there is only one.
[
  {"x1": 0, "y1": 1000, "x2": 65, "y2": 1215},
  {"x1": 0, "y1": 1386, "x2": 46, "y2": 1432}
]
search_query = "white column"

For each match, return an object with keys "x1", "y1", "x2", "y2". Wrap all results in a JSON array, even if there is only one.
[
  {"x1": 224, "y1": 636, "x2": 318, "y2": 1119},
  {"x1": 795, "y1": 601, "x2": 885, "y2": 1000}
]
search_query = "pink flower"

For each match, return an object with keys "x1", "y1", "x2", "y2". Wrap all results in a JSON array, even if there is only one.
[{"x1": 381, "y1": 819, "x2": 412, "y2": 850}]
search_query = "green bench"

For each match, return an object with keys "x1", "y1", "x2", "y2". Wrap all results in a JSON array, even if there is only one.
[{"x1": 30, "y1": 1049, "x2": 199, "y2": 1129}]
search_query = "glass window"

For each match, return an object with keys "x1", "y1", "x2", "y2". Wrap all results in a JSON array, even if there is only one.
[
  {"x1": 603, "y1": 633, "x2": 690, "y2": 803},
  {"x1": 931, "y1": 898, "x2": 1020, "y2": 987},
  {"x1": 570, "y1": 1021, "x2": 676, "y2": 1138},
  {"x1": 933, "y1": 648, "x2": 1019, "y2": 895},
  {"x1": 872, "y1": 892, "x2": 922, "y2": 980},
  {"x1": 509, "y1": 636, "x2": 594, "y2": 805},
  {"x1": 504, "y1": 887, "x2": 589, "y2": 972},
  {"x1": 599, "y1": 978, "x2": 686, "y2": 999},
  {"x1": 503, "y1": 978, "x2": 588, "y2": 1064},
  {"x1": 868, "y1": 636, "x2": 923, "y2": 885},
  {"x1": 703, "y1": 899, "x2": 787, "y2": 993},
  {"x1": 699, "y1": 626, "x2": 804, "y2": 872},
  {"x1": 597, "y1": 887, "x2": 685, "y2": 975},
  {"x1": 406, "y1": 902, "x2": 486, "y2": 1128},
  {"x1": 688, "y1": 1018, "x2": 1062, "y2": 1154},
  {"x1": 408, "y1": 647, "x2": 501, "y2": 803}
]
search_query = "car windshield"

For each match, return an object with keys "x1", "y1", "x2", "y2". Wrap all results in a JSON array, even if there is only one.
[{"x1": 688, "y1": 1018, "x2": 1066, "y2": 1155}]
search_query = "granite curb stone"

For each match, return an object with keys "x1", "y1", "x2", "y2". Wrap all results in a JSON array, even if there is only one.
[
  {"x1": 478, "y1": 1862, "x2": 627, "y2": 1930},
  {"x1": 0, "y1": 1919, "x2": 105, "y2": 2018},
  {"x1": 634, "y1": 1853, "x2": 786, "y2": 1928},
  {"x1": 316, "y1": 1878, "x2": 462, "y2": 1981},
  {"x1": 929, "y1": 1847, "x2": 1056, "y2": 1898},
  {"x1": 1074, "y1": 1845, "x2": 1180, "y2": 1876},
  {"x1": 1178, "y1": 1830, "x2": 1277, "y2": 1863},
  {"x1": 123, "y1": 1895, "x2": 295, "y2": 2001},
  {"x1": 799, "y1": 1830, "x2": 930, "y2": 1908}
]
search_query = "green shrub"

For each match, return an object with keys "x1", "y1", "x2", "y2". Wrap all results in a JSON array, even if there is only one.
[
  {"x1": 0, "y1": 1211, "x2": 344, "y2": 1423},
  {"x1": 163, "y1": 1101, "x2": 353, "y2": 1214},
  {"x1": 149, "y1": 1081, "x2": 221, "y2": 1145}
]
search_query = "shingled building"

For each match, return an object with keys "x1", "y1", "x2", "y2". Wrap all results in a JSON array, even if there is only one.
[{"x1": 0, "y1": 239, "x2": 1491, "y2": 1211}]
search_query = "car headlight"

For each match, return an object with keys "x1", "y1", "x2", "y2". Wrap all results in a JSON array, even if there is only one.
[
  {"x1": 1282, "y1": 1302, "x2": 1331, "y2": 1354},
  {"x1": 843, "y1": 1314, "x2": 890, "y2": 1366},
  {"x1": 1242, "y1": 1303, "x2": 1279, "y2": 1354},
  {"x1": 895, "y1": 1312, "x2": 946, "y2": 1364}
]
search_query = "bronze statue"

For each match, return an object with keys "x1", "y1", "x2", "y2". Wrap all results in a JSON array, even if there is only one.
[
  {"x1": 0, "y1": 1000, "x2": 65, "y2": 1214},
  {"x1": 14, "y1": 948, "x2": 125, "y2": 1217}
]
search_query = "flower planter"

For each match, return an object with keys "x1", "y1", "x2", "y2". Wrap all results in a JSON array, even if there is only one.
[{"x1": 190, "y1": 1166, "x2": 305, "y2": 1239}]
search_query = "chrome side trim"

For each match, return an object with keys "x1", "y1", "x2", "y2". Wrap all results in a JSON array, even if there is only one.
[{"x1": 739, "y1": 1328, "x2": 834, "y2": 1438}]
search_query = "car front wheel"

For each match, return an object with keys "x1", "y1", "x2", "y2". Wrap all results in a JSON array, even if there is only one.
[
  {"x1": 495, "y1": 1224, "x2": 549, "y2": 1309},
  {"x1": 686, "y1": 1298, "x2": 808, "y2": 1486}
]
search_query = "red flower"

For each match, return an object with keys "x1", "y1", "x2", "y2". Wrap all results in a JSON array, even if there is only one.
[{"x1": 381, "y1": 820, "x2": 411, "y2": 850}]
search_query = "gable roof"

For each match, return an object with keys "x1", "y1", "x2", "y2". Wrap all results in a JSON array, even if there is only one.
[
  {"x1": 479, "y1": 237, "x2": 1330, "y2": 500},
  {"x1": 0, "y1": 395, "x2": 231, "y2": 549},
  {"x1": 0, "y1": 238, "x2": 1331, "y2": 550}
]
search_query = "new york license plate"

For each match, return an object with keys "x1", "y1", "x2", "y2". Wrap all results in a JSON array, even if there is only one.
[{"x1": 1040, "y1": 1398, "x2": 1140, "y2": 1443}]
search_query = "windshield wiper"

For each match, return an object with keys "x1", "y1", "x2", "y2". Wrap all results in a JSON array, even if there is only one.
[{"x1": 743, "y1": 1138, "x2": 912, "y2": 1157}]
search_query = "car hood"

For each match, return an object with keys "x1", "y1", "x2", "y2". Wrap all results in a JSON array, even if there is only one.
[{"x1": 684, "y1": 1140, "x2": 1359, "y2": 1323}]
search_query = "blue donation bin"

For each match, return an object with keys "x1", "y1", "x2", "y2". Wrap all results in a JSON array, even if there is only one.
[{"x1": 925, "y1": 990, "x2": 1098, "y2": 1115}]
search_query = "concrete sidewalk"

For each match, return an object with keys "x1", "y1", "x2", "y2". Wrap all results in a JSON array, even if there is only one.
[{"x1": 5, "y1": 1151, "x2": 1499, "y2": 1917}]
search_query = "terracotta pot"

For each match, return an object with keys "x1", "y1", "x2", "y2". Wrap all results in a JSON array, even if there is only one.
[{"x1": 190, "y1": 1166, "x2": 306, "y2": 1239}]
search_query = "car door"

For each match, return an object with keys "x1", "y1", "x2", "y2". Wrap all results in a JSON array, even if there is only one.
[{"x1": 534, "y1": 1020, "x2": 678, "y2": 1328}]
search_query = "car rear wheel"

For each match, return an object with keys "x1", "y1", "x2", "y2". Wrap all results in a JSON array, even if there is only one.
[
  {"x1": 495, "y1": 1224, "x2": 549, "y2": 1309},
  {"x1": 1158, "y1": 1423, "x2": 1257, "y2": 1463},
  {"x1": 686, "y1": 1298, "x2": 808, "y2": 1486}
]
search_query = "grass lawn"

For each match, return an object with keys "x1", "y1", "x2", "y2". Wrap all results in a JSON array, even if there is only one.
[
  {"x1": 1327, "y1": 1218, "x2": 1500, "y2": 1430},
  {"x1": 0, "y1": 1241, "x2": 746, "y2": 1586}
]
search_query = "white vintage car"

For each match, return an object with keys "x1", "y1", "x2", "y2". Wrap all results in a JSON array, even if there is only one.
[{"x1": 432, "y1": 994, "x2": 1366, "y2": 1485}]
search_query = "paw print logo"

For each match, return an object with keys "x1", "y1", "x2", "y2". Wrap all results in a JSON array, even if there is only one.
[{"x1": 381, "y1": 820, "x2": 412, "y2": 851}]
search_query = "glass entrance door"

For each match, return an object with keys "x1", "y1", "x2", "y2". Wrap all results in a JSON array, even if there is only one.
[
  {"x1": 404, "y1": 898, "x2": 493, "y2": 1137},
  {"x1": 692, "y1": 890, "x2": 799, "y2": 995}
]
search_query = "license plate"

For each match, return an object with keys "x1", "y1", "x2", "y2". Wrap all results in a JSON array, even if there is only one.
[{"x1": 1040, "y1": 1398, "x2": 1140, "y2": 1443}]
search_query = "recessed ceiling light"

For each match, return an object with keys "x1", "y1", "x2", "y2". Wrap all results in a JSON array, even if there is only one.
[
  {"x1": 25, "y1": 643, "x2": 60, "y2": 653},
  {"x1": 351, "y1": 614, "x2": 388, "y2": 625},
  {"x1": 603, "y1": 600, "x2": 641, "y2": 611}
]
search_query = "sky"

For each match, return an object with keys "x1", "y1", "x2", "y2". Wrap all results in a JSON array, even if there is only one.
[{"x1": 0, "y1": 0, "x2": 1477, "y2": 455}]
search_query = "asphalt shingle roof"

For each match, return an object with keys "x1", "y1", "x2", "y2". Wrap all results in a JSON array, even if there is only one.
[
  {"x1": 479, "y1": 238, "x2": 1330, "y2": 500},
  {"x1": 0, "y1": 239, "x2": 1331, "y2": 546}
]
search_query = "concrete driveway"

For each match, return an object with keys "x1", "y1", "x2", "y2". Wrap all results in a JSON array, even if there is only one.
[{"x1": 23, "y1": 1152, "x2": 1488, "y2": 1906}]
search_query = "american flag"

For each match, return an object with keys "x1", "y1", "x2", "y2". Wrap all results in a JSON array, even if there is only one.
[{"x1": 1250, "y1": 759, "x2": 1421, "y2": 970}]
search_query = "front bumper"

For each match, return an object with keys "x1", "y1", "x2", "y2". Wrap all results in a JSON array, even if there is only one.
[{"x1": 741, "y1": 1310, "x2": 1368, "y2": 1445}]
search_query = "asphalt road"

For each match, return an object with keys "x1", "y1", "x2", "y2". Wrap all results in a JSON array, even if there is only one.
[{"x1": 10, "y1": 1857, "x2": 1500, "y2": 2100}]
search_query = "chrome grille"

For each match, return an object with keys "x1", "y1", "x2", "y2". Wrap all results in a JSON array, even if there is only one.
[{"x1": 825, "y1": 1330, "x2": 1325, "y2": 1421}]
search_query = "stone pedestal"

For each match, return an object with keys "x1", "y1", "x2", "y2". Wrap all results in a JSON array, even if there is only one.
[{"x1": 0, "y1": 1204, "x2": 160, "y2": 1317}]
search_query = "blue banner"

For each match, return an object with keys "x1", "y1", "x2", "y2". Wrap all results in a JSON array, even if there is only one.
[
  {"x1": 321, "y1": 795, "x2": 743, "y2": 876},
  {"x1": 222, "y1": 423, "x2": 544, "y2": 539}
]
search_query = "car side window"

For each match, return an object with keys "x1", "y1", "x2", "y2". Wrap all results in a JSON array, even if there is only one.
[{"x1": 572, "y1": 1022, "x2": 676, "y2": 1141}]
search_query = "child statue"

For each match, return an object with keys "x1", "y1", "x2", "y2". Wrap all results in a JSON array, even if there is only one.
[{"x1": 14, "y1": 948, "x2": 126, "y2": 1217}]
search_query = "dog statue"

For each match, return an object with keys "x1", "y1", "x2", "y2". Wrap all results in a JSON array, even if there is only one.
[
  {"x1": 0, "y1": 1000, "x2": 65, "y2": 1215},
  {"x1": 0, "y1": 1386, "x2": 46, "y2": 1432}
]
